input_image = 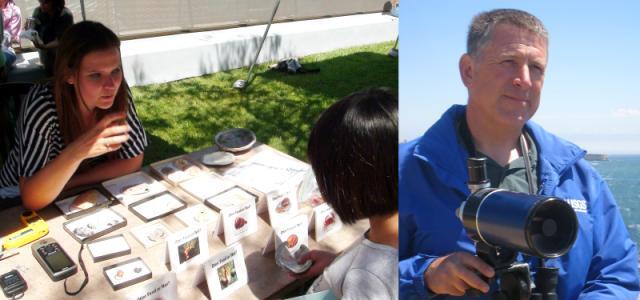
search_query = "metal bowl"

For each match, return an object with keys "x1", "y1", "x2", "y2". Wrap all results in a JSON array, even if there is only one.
[{"x1": 214, "y1": 128, "x2": 256, "y2": 153}]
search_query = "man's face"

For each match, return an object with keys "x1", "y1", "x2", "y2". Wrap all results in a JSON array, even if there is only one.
[{"x1": 461, "y1": 23, "x2": 548, "y2": 128}]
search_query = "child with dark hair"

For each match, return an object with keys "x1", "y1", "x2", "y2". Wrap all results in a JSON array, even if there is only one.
[
  {"x1": 32, "y1": 0, "x2": 73, "y2": 74},
  {"x1": 294, "y1": 88, "x2": 398, "y2": 299}
]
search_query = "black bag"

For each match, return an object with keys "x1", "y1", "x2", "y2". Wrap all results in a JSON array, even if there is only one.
[{"x1": 270, "y1": 58, "x2": 320, "y2": 74}]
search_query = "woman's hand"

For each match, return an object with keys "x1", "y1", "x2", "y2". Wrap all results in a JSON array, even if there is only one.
[
  {"x1": 68, "y1": 112, "x2": 130, "y2": 160},
  {"x1": 288, "y1": 250, "x2": 337, "y2": 280}
]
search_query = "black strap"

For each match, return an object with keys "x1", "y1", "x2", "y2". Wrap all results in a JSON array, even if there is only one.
[
  {"x1": 459, "y1": 113, "x2": 535, "y2": 195},
  {"x1": 64, "y1": 243, "x2": 88, "y2": 296},
  {"x1": 519, "y1": 134, "x2": 535, "y2": 195},
  {"x1": 458, "y1": 112, "x2": 478, "y2": 156}
]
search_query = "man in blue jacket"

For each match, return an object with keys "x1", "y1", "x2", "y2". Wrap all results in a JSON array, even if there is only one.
[{"x1": 399, "y1": 8, "x2": 640, "y2": 299}]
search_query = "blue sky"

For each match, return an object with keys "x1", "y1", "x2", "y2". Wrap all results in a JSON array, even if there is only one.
[{"x1": 399, "y1": 1, "x2": 640, "y2": 154}]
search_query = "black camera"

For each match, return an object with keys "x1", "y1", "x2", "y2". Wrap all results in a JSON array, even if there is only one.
[{"x1": 457, "y1": 158, "x2": 578, "y2": 300}]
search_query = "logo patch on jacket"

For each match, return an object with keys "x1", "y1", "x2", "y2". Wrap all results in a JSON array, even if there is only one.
[{"x1": 565, "y1": 199, "x2": 587, "y2": 213}]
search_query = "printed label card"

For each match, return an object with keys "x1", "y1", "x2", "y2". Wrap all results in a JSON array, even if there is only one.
[
  {"x1": 103, "y1": 171, "x2": 167, "y2": 206},
  {"x1": 217, "y1": 201, "x2": 258, "y2": 245},
  {"x1": 126, "y1": 272, "x2": 178, "y2": 300},
  {"x1": 166, "y1": 225, "x2": 209, "y2": 273},
  {"x1": 266, "y1": 188, "x2": 299, "y2": 229},
  {"x1": 203, "y1": 243, "x2": 248, "y2": 299},
  {"x1": 150, "y1": 156, "x2": 207, "y2": 185},
  {"x1": 262, "y1": 214, "x2": 309, "y2": 255},
  {"x1": 309, "y1": 203, "x2": 343, "y2": 242},
  {"x1": 175, "y1": 204, "x2": 219, "y2": 238},
  {"x1": 178, "y1": 173, "x2": 235, "y2": 202}
]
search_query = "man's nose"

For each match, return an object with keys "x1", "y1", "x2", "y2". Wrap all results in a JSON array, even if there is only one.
[{"x1": 513, "y1": 64, "x2": 533, "y2": 90}]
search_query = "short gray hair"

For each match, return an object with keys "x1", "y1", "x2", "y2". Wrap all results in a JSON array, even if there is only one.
[{"x1": 467, "y1": 9, "x2": 548, "y2": 57}]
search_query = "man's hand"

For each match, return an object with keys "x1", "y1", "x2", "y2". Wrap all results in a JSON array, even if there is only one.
[
  {"x1": 287, "y1": 250, "x2": 337, "y2": 280},
  {"x1": 424, "y1": 252, "x2": 495, "y2": 296},
  {"x1": 68, "y1": 112, "x2": 130, "y2": 160}
]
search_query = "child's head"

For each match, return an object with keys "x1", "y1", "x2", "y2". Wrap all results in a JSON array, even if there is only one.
[{"x1": 307, "y1": 88, "x2": 398, "y2": 224}]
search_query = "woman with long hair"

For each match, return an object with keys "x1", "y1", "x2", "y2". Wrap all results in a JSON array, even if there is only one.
[{"x1": 0, "y1": 21, "x2": 147, "y2": 210}]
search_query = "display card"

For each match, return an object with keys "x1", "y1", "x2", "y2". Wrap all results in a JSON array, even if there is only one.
[
  {"x1": 217, "y1": 201, "x2": 258, "y2": 245},
  {"x1": 203, "y1": 243, "x2": 248, "y2": 299},
  {"x1": 309, "y1": 202, "x2": 343, "y2": 241}
]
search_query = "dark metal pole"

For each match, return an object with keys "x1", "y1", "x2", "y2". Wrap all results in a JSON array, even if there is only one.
[
  {"x1": 233, "y1": 0, "x2": 281, "y2": 89},
  {"x1": 80, "y1": 0, "x2": 86, "y2": 21}
]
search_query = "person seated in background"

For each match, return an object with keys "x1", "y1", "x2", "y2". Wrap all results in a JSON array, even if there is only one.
[
  {"x1": 31, "y1": 0, "x2": 73, "y2": 75},
  {"x1": 0, "y1": 21, "x2": 148, "y2": 210},
  {"x1": 291, "y1": 88, "x2": 399, "y2": 299},
  {"x1": 0, "y1": 13, "x2": 5, "y2": 78},
  {"x1": 1, "y1": 0, "x2": 21, "y2": 68}
]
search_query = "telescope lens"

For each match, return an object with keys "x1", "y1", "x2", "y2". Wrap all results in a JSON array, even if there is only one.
[
  {"x1": 542, "y1": 219, "x2": 557, "y2": 237},
  {"x1": 527, "y1": 199, "x2": 578, "y2": 257}
]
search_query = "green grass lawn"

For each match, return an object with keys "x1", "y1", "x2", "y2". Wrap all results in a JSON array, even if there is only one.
[{"x1": 133, "y1": 41, "x2": 398, "y2": 165}]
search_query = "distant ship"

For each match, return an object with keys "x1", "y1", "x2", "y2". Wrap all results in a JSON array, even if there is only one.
[{"x1": 585, "y1": 153, "x2": 609, "y2": 161}]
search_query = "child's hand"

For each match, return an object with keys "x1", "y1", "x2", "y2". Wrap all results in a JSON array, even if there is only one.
[{"x1": 287, "y1": 250, "x2": 336, "y2": 280}]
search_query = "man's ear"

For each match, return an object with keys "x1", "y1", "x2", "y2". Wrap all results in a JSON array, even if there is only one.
[{"x1": 459, "y1": 54, "x2": 474, "y2": 88}]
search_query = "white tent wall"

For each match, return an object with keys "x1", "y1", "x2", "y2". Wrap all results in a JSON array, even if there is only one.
[{"x1": 13, "y1": 0, "x2": 388, "y2": 39}]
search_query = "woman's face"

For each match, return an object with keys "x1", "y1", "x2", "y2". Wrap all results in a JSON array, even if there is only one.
[{"x1": 69, "y1": 47, "x2": 123, "y2": 113}]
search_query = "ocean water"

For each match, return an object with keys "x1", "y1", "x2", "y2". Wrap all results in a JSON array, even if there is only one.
[{"x1": 589, "y1": 155, "x2": 640, "y2": 261}]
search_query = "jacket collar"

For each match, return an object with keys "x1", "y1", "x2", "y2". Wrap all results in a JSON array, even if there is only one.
[{"x1": 413, "y1": 105, "x2": 586, "y2": 195}]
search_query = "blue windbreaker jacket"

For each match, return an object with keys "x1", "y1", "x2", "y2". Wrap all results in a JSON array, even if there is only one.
[{"x1": 399, "y1": 105, "x2": 639, "y2": 299}]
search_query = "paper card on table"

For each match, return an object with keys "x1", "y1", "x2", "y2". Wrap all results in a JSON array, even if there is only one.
[
  {"x1": 203, "y1": 243, "x2": 248, "y2": 299},
  {"x1": 266, "y1": 188, "x2": 299, "y2": 228},
  {"x1": 150, "y1": 156, "x2": 207, "y2": 185},
  {"x1": 130, "y1": 220, "x2": 173, "y2": 248},
  {"x1": 222, "y1": 150, "x2": 309, "y2": 194},
  {"x1": 309, "y1": 203, "x2": 343, "y2": 242},
  {"x1": 175, "y1": 204, "x2": 219, "y2": 238},
  {"x1": 166, "y1": 225, "x2": 209, "y2": 274},
  {"x1": 217, "y1": 201, "x2": 258, "y2": 245},
  {"x1": 262, "y1": 214, "x2": 309, "y2": 255},
  {"x1": 178, "y1": 173, "x2": 235, "y2": 202},
  {"x1": 125, "y1": 272, "x2": 179, "y2": 300},
  {"x1": 203, "y1": 186, "x2": 259, "y2": 213},
  {"x1": 103, "y1": 171, "x2": 167, "y2": 206}
]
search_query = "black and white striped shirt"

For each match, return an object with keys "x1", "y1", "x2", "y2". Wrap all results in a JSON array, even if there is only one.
[{"x1": 0, "y1": 84, "x2": 148, "y2": 188}]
